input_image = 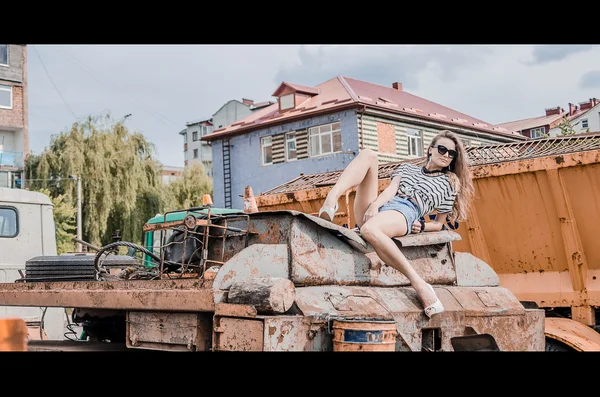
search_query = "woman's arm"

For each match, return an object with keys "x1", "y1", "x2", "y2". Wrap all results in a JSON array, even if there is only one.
[
  {"x1": 371, "y1": 176, "x2": 400, "y2": 208},
  {"x1": 411, "y1": 213, "x2": 450, "y2": 233}
]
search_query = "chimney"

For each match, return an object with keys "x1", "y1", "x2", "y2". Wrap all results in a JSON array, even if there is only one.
[
  {"x1": 392, "y1": 82, "x2": 403, "y2": 91},
  {"x1": 544, "y1": 106, "x2": 561, "y2": 117},
  {"x1": 242, "y1": 98, "x2": 254, "y2": 106},
  {"x1": 568, "y1": 103, "x2": 578, "y2": 116},
  {"x1": 579, "y1": 99, "x2": 593, "y2": 111},
  {"x1": 593, "y1": 97, "x2": 600, "y2": 107}
]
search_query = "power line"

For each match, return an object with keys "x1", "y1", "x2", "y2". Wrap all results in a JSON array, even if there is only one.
[
  {"x1": 31, "y1": 45, "x2": 78, "y2": 119},
  {"x1": 58, "y1": 46, "x2": 179, "y2": 127}
]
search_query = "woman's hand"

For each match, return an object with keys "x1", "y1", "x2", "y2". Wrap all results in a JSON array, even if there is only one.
[
  {"x1": 411, "y1": 219, "x2": 424, "y2": 234},
  {"x1": 363, "y1": 203, "x2": 379, "y2": 224}
]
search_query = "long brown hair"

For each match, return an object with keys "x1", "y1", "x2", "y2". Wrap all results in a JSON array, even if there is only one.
[{"x1": 422, "y1": 130, "x2": 474, "y2": 222}]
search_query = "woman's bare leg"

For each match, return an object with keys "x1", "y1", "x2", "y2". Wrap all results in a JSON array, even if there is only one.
[
  {"x1": 321, "y1": 148, "x2": 380, "y2": 227},
  {"x1": 360, "y1": 211, "x2": 438, "y2": 308}
]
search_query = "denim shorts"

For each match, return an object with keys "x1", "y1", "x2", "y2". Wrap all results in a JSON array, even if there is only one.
[{"x1": 378, "y1": 196, "x2": 420, "y2": 235}]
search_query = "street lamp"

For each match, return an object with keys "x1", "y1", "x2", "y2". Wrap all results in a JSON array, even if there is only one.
[{"x1": 69, "y1": 175, "x2": 82, "y2": 252}]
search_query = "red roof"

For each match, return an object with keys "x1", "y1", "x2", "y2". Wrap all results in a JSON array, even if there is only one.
[
  {"x1": 203, "y1": 76, "x2": 526, "y2": 142},
  {"x1": 496, "y1": 113, "x2": 566, "y2": 132}
]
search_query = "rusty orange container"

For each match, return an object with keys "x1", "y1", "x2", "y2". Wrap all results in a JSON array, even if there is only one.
[
  {"x1": 0, "y1": 318, "x2": 28, "y2": 351},
  {"x1": 332, "y1": 319, "x2": 397, "y2": 351}
]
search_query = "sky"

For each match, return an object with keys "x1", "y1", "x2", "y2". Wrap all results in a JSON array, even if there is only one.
[{"x1": 27, "y1": 44, "x2": 600, "y2": 168}]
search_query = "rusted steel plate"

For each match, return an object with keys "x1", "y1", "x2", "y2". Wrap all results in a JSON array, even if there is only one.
[
  {"x1": 393, "y1": 230, "x2": 461, "y2": 247},
  {"x1": 544, "y1": 317, "x2": 600, "y2": 351},
  {"x1": 127, "y1": 311, "x2": 199, "y2": 351},
  {"x1": 263, "y1": 316, "x2": 313, "y2": 351},
  {"x1": 293, "y1": 285, "x2": 543, "y2": 351},
  {"x1": 211, "y1": 244, "x2": 289, "y2": 294},
  {"x1": 214, "y1": 302, "x2": 257, "y2": 318},
  {"x1": 290, "y1": 217, "x2": 456, "y2": 286},
  {"x1": 454, "y1": 252, "x2": 500, "y2": 287},
  {"x1": 0, "y1": 289, "x2": 214, "y2": 311},
  {"x1": 0, "y1": 279, "x2": 214, "y2": 311},
  {"x1": 0, "y1": 278, "x2": 212, "y2": 291},
  {"x1": 213, "y1": 317, "x2": 264, "y2": 351}
]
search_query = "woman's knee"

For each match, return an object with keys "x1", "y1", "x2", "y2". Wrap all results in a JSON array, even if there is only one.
[
  {"x1": 359, "y1": 148, "x2": 379, "y2": 165},
  {"x1": 359, "y1": 220, "x2": 382, "y2": 242}
]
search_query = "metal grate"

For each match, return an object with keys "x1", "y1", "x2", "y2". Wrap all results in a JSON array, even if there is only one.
[
  {"x1": 260, "y1": 133, "x2": 600, "y2": 196},
  {"x1": 466, "y1": 132, "x2": 600, "y2": 166}
]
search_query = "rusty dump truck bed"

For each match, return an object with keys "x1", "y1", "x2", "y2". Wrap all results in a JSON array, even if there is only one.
[
  {"x1": 254, "y1": 134, "x2": 600, "y2": 351},
  {"x1": 0, "y1": 210, "x2": 545, "y2": 351}
]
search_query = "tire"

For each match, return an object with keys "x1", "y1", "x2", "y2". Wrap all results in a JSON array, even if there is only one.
[{"x1": 545, "y1": 337, "x2": 577, "y2": 352}]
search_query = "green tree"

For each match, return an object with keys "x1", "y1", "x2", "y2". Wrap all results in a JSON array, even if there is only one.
[
  {"x1": 37, "y1": 188, "x2": 77, "y2": 254},
  {"x1": 166, "y1": 162, "x2": 213, "y2": 211},
  {"x1": 557, "y1": 115, "x2": 590, "y2": 136},
  {"x1": 24, "y1": 113, "x2": 193, "y2": 248}
]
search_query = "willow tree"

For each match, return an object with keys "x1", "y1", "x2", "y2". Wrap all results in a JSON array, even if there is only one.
[
  {"x1": 165, "y1": 161, "x2": 213, "y2": 211},
  {"x1": 26, "y1": 113, "x2": 168, "y2": 248}
]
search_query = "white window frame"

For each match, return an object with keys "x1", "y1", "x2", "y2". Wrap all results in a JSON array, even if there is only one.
[
  {"x1": 581, "y1": 119, "x2": 589, "y2": 129},
  {"x1": 406, "y1": 128, "x2": 423, "y2": 157},
  {"x1": 0, "y1": 45, "x2": 8, "y2": 67},
  {"x1": 261, "y1": 136, "x2": 273, "y2": 166},
  {"x1": 192, "y1": 131, "x2": 198, "y2": 141},
  {"x1": 309, "y1": 122, "x2": 342, "y2": 157},
  {"x1": 183, "y1": 133, "x2": 188, "y2": 144},
  {"x1": 193, "y1": 149, "x2": 198, "y2": 159},
  {"x1": 279, "y1": 94, "x2": 294, "y2": 110},
  {"x1": 0, "y1": 85, "x2": 12, "y2": 109},
  {"x1": 285, "y1": 132, "x2": 297, "y2": 161},
  {"x1": 0, "y1": 206, "x2": 18, "y2": 238},
  {"x1": 530, "y1": 127, "x2": 544, "y2": 139}
]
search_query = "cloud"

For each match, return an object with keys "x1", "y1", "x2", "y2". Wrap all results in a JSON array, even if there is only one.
[
  {"x1": 528, "y1": 45, "x2": 595, "y2": 65},
  {"x1": 274, "y1": 45, "x2": 494, "y2": 91},
  {"x1": 579, "y1": 70, "x2": 600, "y2": 89}
]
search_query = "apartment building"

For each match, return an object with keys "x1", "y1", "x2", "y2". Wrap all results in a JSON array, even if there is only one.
[{"x1": 0, "y1": 44, "x2": 28, "y2": 189}]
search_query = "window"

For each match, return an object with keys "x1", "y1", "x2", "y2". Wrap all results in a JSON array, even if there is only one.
[
  {"x1": 192, "y1": 131, "x2": 198, "y2": 141},
  {"x1": 0, "y1": 207, "x2": 18, "y2": 238},
  {"x1": 261, "y1": 136, "x2": 273, "y2": 165},
  {"x1": 406, "y1": 128, "x2": 423, "y2": 156},
  {"x1": 280, "y1": 94, "x2": 294, "y2": 110},
  {"x1": 530, "y1": 127, "x2": 544, "y2": 139},
  {"x1": 0, "y1": 45, "x2": 8, "y2": 66},
  {"x1": 309, "y1": 122, "x2": 342, "y2": 157},
  {"x1": 201, "y1": 126, "x2": 210, "y2": 136},
  {"x1": 193, "y1": 149, "x2": 198, "y2": 159},
  {"x1": 286, "y1": 132, "x2": 297, "y2": 161},
  {"x1": 183, "y1": 133, "x2": 187, "y2": 144},
  {"x1": 582, "y1": 119, "x2": 589, "y2": 129},
  {"x1": 0, "y1": 85, "x2": 12, "y2": 109}
]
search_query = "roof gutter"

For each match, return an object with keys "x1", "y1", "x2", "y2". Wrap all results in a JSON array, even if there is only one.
[{"x1": 202, "y1": 103, "x2": 363, "y2": 142}]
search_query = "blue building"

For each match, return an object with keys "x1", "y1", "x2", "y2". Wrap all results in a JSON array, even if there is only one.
[{"x1": 202, "y1": 76, "x2": 526, "y2": 209}]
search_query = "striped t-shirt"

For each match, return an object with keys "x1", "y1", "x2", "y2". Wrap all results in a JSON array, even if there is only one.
[{"x1": 390, "y1": 163, "x2": 457, "y2": 217}]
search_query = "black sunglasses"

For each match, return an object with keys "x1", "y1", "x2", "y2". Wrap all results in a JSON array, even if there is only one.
[{"x1": 433, "y1": 145, "x2": 458, "y2": 158}]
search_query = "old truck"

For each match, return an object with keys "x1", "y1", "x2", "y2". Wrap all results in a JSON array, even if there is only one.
[
  {"x1": 0, "y1": 187, "x2": 66, "y2": 340},
  {"x1": 254, "y1": 132, "x2": 600, "y2": 351},
  {"x1": 0, "y1": 201, "x2": 544, "y2": 351}
]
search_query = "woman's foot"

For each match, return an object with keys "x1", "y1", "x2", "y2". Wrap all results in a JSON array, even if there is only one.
[
  {"x1": 414, "y1": 282, "x2": 444, "y2": 318},
  {"x1": 318, "y1": 200, "x2": 338, "y2": 222}
]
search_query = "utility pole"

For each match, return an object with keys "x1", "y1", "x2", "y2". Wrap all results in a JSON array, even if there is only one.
[{"x1": 69, "y1": 175, "x2": 82, "y2": 252}]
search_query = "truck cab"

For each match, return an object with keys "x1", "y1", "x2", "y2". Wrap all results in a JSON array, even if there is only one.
[{"x1": 0, "y1": 187, "x2": 65, "y2": 340}]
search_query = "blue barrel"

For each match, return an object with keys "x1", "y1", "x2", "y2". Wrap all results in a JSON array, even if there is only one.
[{"x1": 332, "y1": 319, "x2": 397, "y2": 351}]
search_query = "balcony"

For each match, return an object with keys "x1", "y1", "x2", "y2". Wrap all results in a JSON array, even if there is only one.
[{"x1": 0, "y1": 151, "x2": 24, "y2": 168}]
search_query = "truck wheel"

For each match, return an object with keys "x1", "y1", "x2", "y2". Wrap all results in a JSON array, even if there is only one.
[{"x1": 545, "y1": 337, "x2": 577, "y2": 352}]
